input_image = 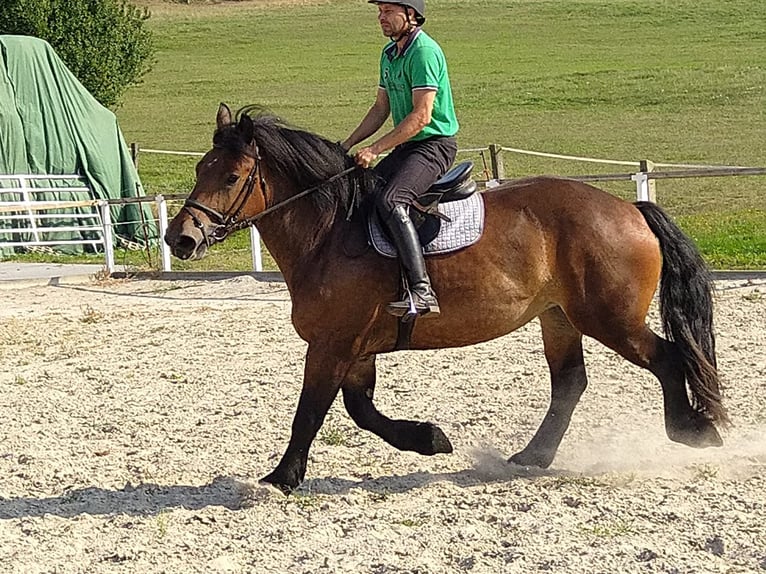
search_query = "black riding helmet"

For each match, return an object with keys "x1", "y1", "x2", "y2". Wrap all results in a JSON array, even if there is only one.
[{"x1": 368, "y1": 0, "x2": 426, "y2": 26}]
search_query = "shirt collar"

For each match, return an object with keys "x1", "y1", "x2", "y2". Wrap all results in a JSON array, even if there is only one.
[{"x1": 384, "y1": 27, "x2": 422, "y2": 61}]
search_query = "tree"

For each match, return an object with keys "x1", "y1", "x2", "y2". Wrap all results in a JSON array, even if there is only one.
[{"x1": 0, "y1": 0, "x2": 154, "y2": 108}]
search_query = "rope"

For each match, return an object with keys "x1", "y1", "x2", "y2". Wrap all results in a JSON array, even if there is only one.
[
  {"x1": 139, "y1": 148, "x2": 205, "y2": 157},
  {"x1": 137, "y1": 146, "x2": 760, "y2": 172},
  {"x1": 499, "y1": 146, "x2": 640, "y2": 167}
]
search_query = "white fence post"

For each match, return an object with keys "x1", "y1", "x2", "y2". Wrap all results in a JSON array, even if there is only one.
[
  {"x1": 99, "y1": 201, "x2": 115, "y2": 273},
  {"x1": 632, "y1": 171, "x2": 651, "y2": 202},
  {"x1": 19, "y1": 177, "x2": 41, "y2": 243},
  {"x1": 250, "y1": 226, "x2": 262, "y2": 272},
  {"x1": 156, "y1": 195, "x2": 172, "y2": 272}
]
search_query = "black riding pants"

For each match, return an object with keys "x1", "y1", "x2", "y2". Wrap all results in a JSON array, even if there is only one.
[{"x1": 373, "y1": 136, "x2": 457, "y2": 217}]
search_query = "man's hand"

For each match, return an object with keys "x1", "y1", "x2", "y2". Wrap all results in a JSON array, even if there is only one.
[{"x1": 354, "y1": 146, "x2": 378, "y2": 168}]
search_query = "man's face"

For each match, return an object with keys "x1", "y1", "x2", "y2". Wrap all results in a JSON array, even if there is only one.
[{"x1": 377, "y1": 3, "x2": 411, "y2": 37}]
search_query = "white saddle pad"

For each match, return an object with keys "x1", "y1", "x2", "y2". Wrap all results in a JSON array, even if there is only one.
[{"x1": 368, "y1": 193, "x2": 485, "y2": 259}]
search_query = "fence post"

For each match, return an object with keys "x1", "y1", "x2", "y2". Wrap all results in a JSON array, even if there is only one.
[
  {"x1": 632, "y1": 172, "x2": 648, "y2": 202},
  {"x1": 20, "y1": 177, "x2": 41, "y2": 243},
  {"x1": 489, "y1": 144, "x2": 505, "y2": 181},
  {"x1": 131, "y1": 143, "x2": 140, "y2": 168},
  {"x1": 99, "y1": 201, "x2": 115, "y2": 273},
  {"x1": 250, "y1": 226, "x2": 263, "y2": 272},
  {"x1": 156, "y1": 195, "x2": 172, "y2": 272},
  {"x1": 639, "y1": 159, "x2": 656, "y2": 202}
]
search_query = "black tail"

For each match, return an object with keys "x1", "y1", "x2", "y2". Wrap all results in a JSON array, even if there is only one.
[{"x1": 635, "y1": 201, "x2": 728, "y2": 425}]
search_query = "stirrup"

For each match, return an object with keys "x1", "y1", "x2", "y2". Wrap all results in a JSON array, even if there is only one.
[{"x1": 386, "y1": 292, "x2": 440, "y2": 319}]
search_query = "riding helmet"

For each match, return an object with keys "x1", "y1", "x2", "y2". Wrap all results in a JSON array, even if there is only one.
[{"x1": 368, "y1": 0, "x2": 426, "y2": 26}]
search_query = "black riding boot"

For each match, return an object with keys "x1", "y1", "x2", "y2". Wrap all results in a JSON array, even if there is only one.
[{"x1": 385, "y1": 205, "x2": 440, "y2": 318}]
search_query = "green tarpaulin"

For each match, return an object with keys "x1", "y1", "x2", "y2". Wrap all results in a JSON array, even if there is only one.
[{"x1": 0, "y1": 34, "x2": 156, "y2": 253}]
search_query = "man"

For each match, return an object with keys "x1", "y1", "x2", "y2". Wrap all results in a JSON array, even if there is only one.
[{"x1": 341, "y1": 0, "x2": 459, "y2": 318}]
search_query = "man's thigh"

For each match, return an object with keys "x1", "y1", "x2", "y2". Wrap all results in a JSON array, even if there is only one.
[{"x1": 374, "y1": 139, "x2": 456, "y2": 212}]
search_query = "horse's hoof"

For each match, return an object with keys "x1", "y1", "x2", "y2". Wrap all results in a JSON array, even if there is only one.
[
  {"x1": 259, "y1": 472, "x2": 298, "y2": 496},
  {"x1": 667, "y1": 418, "x2": 723, "y2": 448},
  {"x1": 239, "y1": 482, "x2": 283, "y2": 507},
  {"x1": 413, "y1": 423, "x2": 453, "y2": 455},
  {"x1": 509, "y1": 449, "x2": 554, "y2": 469},
  {"x1": 696, "y1": 423, "x2": 724, "y2": 448},
  {"x1": 429, "y1": 425, "x2": 453, "y2": 454}
]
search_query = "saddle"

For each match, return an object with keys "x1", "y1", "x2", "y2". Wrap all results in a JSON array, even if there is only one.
[
  {"x1": 414, "y1": 160, "x2": 477, "y2": 217},
  {"x1": 368, "y1": 161, "x2": 483, "y2": 256}
]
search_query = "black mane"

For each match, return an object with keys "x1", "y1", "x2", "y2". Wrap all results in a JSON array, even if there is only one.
[{"x1": 213, "y1": 106, "x2": 378, "y2": 217}]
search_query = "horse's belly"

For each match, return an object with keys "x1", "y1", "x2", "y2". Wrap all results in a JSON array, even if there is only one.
[{"x1": 406, "y1": 296, "x2": 550, "y2": 350}]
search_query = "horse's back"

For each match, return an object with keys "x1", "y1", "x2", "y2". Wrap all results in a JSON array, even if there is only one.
[
  {"x1": 486, "y1": 176, "x2": 659, "y2": 256},
  {"x1": 490, "y1": 175, "x2": 639, "y2": 218}
]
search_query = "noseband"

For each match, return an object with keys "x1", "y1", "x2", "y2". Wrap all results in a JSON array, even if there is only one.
[{"x1": 183, "y1": 141, "x2": 358, "y2": 246}]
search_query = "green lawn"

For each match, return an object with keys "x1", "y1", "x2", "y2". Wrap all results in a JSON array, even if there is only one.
[{"x1": 25, "y1": 0, "x2": 766, "y2": 269}]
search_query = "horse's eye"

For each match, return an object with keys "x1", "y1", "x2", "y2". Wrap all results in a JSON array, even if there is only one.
[{"x1": 226, "y1": 174, "x2": 240, "y2": 186}]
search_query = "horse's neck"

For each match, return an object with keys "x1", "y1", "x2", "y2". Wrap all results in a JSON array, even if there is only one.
[{"x1": 256, "y1": 202, "x2": 338, "y2": 285}]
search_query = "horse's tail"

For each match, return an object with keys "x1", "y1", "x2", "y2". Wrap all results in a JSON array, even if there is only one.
[{"x1": 635, "y1": 201, "x2": 728, "y2": 425}]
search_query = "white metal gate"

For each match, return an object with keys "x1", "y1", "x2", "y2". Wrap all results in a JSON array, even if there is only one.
[{"x1": 0, "y1": 174, "x2": 104, "y2": 250}]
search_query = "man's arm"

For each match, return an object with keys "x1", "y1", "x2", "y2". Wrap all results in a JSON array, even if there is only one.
[
  {"x1": 341, "y1": 88, "x2": 391, "y2": 151},
  {"x1": 354, "y1": 88, "x2": 436, "y2": 168}
]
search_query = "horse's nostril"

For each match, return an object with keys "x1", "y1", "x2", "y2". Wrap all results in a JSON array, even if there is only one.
[{"x1": 174, "y1": 234, "x2": 199, "y2": 259}]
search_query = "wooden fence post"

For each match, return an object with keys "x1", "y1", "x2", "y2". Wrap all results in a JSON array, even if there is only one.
[
  {"x1": 489, "y1": 144, "x2": 505, "y2": 181},
  {"x1": 131, "y1": 143, "x2": 140, "y2": 168}
]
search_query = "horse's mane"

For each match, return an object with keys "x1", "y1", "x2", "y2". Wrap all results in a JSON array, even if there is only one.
[{"x1": 213, "y1": 106, "x2": 378, "y2": 220}]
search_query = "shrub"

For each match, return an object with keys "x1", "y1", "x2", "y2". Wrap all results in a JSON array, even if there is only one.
[{"x1": 0, "y1": 0, "x2": 154, "y2": 108}]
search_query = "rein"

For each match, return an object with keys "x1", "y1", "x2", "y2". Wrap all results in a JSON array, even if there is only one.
[
  {"x1": 183, "y1": 142, "x2": 358, "y2": 245},
  {"x1": 254, "y1": 165, "x2": 358, "y2": 221}
]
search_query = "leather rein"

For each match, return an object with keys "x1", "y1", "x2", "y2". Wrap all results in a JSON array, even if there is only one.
[{"x1": 183, "y1": 142, "x2": 357, "y2": 246}]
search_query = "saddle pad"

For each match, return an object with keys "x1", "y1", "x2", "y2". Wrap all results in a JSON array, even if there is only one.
[{"x1": 369, "y1": 193, "x2": 485, "y2": 258}]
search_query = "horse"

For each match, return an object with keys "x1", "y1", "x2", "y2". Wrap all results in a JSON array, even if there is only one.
[{"x1": 164, "y1": 104, "x2": 727, "y2": 494}]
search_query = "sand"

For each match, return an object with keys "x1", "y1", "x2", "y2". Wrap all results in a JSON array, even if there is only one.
[{"x1": 0, "y1": 274, "x2": 764, "y2": 573}]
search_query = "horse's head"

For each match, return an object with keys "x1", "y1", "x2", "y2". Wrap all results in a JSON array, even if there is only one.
[
  {"x1": 166, "y1": 103, "x2": 376, "y2": 262},
  {"x1": 165, "y1": 103, "x2": 268, "y2": 260}
]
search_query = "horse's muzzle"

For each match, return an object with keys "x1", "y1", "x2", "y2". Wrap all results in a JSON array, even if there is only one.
[
  {"x1": 164, "y1": 215, "x2": 209, "y2": 260},
  {"x1": 166, "y1": 232, "x2": 208, "y2": 260}
]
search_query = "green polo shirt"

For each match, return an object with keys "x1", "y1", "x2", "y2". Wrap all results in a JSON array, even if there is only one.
[{"x1": 379, "y1": 29, "x2": 459, "y2": 141}]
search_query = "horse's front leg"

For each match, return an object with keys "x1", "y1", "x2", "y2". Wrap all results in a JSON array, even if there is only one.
[
  {"x1": 342, "y1": 355, "x2": 453, "y2": 455},
  {"x1": 260, "y1": 345, "x2": 348, "y2": 494}
]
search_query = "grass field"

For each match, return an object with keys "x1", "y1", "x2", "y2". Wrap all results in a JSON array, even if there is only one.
[{"x1": 20, "y1": 0, "x2": 766, "y2": 269}]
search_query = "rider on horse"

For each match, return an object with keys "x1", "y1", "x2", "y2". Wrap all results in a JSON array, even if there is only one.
[{"x1": 342, "y1": 0, "x2": 459, "y2": 318}]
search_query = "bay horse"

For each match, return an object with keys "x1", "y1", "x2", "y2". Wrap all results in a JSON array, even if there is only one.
[{"x1": 165, "y1": 104, "x2": 727, "y2": 494}]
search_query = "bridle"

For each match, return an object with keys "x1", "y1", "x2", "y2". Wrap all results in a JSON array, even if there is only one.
[
  {"x1": 183, "y1": 143, "x2": 265, "y2": 245},
  {"x1": 183, "y1": 141, "x2": 358, "y2": 246}
]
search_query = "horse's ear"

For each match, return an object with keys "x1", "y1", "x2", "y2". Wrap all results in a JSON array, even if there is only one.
[
  {"x1": 216, "y1": 103, "x2": 232, "y2": 129},
  {"x1": 237, "y1": 113, "x2": 255, "y2": 143}
]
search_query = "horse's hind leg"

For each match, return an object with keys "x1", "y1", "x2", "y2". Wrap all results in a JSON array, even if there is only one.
[
  {"x1": 510, "y1": 307, "x2": 588, "y2": 468},
  {"x1": 651, "y1": 336, "x2": 722, "y2": 446},
  {"x1": 604, "y1": 327, "x2": 723, "y2": 448},
  {"x1": 342, "y1": 355, "x2": 453, "y2": 455},
  {"x1": 572, "y1": 305, "x2": 722, "y2": 448}
]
